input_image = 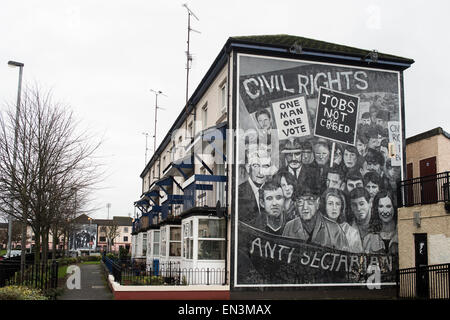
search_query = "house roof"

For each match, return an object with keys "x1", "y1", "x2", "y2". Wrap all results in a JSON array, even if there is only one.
[
  {"x1": 72, "y1": 214, "x2": 132, "y2": 226},
  {"x1": 112, "y1": 216, "x2": 133, "y2": 226},
  {"x1": 229, "y1": 34, "x2": 414, "y2": 65},
  {"x1": 407, "y1": 127, "x2": 450, "y2": 145}
]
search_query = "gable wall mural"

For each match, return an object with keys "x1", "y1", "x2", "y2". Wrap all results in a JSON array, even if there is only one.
[{"x1": 233, "y1": 54, "x2": 403, "y2": 287}]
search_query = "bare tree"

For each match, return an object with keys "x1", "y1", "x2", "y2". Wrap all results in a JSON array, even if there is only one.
[
  {"x1": 0, "y1": 84, "x2": 103, "y2": 269},
  {"x1": 100, "y1": 222, "x2": 120, "y2": 253}
]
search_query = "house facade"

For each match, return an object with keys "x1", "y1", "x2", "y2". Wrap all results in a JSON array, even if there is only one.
[
  {"x1": 132, "y1": 34, "x2": 414, "y2": 298},
  {"x1": 397, "y1": 127, "x2": 450, "y2": 269},
  {"x1": 96, "y1": 216, "x2": 133, "y2": 253}
]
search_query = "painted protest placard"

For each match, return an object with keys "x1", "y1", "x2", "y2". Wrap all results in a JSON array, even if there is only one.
[
  {"x1": 314, "y1": 87, "x2": 360, "y2": 145},
  {"x1": 388, "y1": 121, "x2": 402, "y2": 166},
  {"x1": 271, "y1": 94, "x2": 311, "y2": 140}
]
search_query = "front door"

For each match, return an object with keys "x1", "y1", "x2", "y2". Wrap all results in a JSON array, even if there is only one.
[
  {"x1": 419, "y1": 157, "x2": 437, "y2": 204},
  {"x1": 414, "y1": 233, "x2": 429, "y2": 298}
]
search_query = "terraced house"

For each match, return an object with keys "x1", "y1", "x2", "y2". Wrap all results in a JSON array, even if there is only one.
[{"x1": 130, "y1": 34, "x2": 414, "y2": 299}]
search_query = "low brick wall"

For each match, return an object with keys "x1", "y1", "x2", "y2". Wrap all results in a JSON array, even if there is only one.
[{"x1": 107, "y1": 275, "x2": 230, "y2": 300}]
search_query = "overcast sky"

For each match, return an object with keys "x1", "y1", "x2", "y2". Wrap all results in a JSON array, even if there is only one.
[{"x1": 1, "y1": 0, "x2": 448, "y2": 219}]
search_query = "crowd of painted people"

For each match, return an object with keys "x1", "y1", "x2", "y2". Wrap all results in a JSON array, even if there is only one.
[{"x1": 238, "y1": 105, "x2": 400, "y2": 256}]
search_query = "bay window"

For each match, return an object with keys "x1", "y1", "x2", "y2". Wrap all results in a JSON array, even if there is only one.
[
  {"x1": 197, "y1": 218, "x2": 226, "y2": 260},
  {"x1": 169, "y1": 226, "x2": 182, "y2": 257}
]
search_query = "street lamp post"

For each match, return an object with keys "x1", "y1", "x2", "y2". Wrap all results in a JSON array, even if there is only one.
[{"x1": 7, "y1": 60, "x2": 24, "y2": 259}]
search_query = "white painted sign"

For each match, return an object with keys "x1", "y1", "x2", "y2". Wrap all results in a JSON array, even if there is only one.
[
  {"x1": 271, "y1": 95, "x2": 311, "y2": 140},
  {"x1": 388, "y1": 121, "x2": 402, "y2": 166}
]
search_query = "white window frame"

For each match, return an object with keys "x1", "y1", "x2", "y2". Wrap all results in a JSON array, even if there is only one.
[
  {"x1": 202, "y1": 103, "x2": 208, "y2": 129},
  {"x1": 183, "y1": 221, "x2": 194, "y2": 260},
  {"x1": 152, "y1": 230, "x2": 160, "y2": 257},
  {"x1": 160, "y1": 227, "x2": 167, "y2": 258},
  {"x1": 169, "y1": 226, "x2": 181, "y2": 257},
  {"x1": 197, "y1": 218, "x2": 226, "y2": 261},
  {"x1": 219, "y1": 79, "x2": 227, "y2": 114},
  {"x1": 142, "y1": 232, "x2": 147, "y2": 256}
]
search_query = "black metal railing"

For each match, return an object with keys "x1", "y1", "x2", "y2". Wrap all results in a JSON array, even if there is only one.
[
  {"x1": 397, "y1": 263, "x2": 450, "y2": 299},
  {"x1": 397, "y1": 171, "x2": 450, "y2": 207},
  {"x1": 0, "y1": 260, "x2": 59, "y2": 294},
  {"x1": 103, "y1": 259, "x2": 226, "y2": 286},
  {"x1": 102, "y1": 255, "x2": 122, "y2": 283}
]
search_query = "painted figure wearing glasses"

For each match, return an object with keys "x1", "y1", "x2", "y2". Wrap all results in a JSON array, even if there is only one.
[{"x1": 282, "y1": 188, "x2": 348, "y2": 251}]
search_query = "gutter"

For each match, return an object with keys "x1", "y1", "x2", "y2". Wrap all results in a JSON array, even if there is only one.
[{"x1": 227, "y1": 41, "x2": 414, "y2": 69}]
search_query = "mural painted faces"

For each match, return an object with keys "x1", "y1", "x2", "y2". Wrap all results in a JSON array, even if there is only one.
[
  {"x1": 326, "y1": 172, "x2": 343, "y2": 189},
  {"x1": 365, "y1": 181, "x2": 380, "y2": 199},
  {"x1": 256, "y1": 109, "x2": 272, "y2": 131},
  {"x1": 343, "y1": 148, "x2": 358, "y2": 169},
  {"x1": 351, "y1": 194, "x2": 371, "y2": 223},
  {"x1": 378, "y1": 196, "x2": 394, "y2": 223},
  {"x1": 346, "y1": 178, "x2": 363, "y2": 193},
  {"x1": 261, "y1": 187, "x2": 285, "y2": 218},
  {"x1": 356, "y1": 138, "x2": 367, "y2": 157},
  {"x1": 325, "y1": 195, "x2": 342, "y2": 221},
  {"x1": 296, "y1": 194, "x2": 320, "y2": 221},
  {"x1": 247, "y1": 151, "x2": 272, "y2": 186},
  {"x1": 314, "y1": 143, "x2": 330, "y2": 166},
  {"x1": 368, "y1": 137, "x2": 381, "y2": 150},
  {"x1": 280, "y1": 176, "x2": 294, "y2": 199},
  {"x1": 282, "y1": 139, "x2": 303, "y2": 170},
  {"x1": 285, "y1": 152, "x2": 302, "y2": 170},
  {"x1": 301, "y1": 143, "x2": 314, "y2": 165}
]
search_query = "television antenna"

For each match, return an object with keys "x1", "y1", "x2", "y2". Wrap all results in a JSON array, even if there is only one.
[
  {"x1": 149, "y1": 89, "x2": 167, "y2": 153},
  {"x1": 182, "y1": 3, "x2": 200, "y2": 114},
  {"x1": 142, "y1": 132, "x2": 150, "y2": 165}
]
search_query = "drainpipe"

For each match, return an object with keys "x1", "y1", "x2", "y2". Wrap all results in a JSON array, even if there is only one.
[{"x1": 224, "y1": 50, "x2": 231, "y2": 285}]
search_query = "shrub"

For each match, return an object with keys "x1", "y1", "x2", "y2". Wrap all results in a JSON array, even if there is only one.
[
  {"x1": 106, "y1": 253, "x2": 118, "y2": 260},
  {"x1": 85, "y1": 255, "x2": 101, "y2": 261},
  {"x1": 119, "y1": 247, "x2": 129, "y2": 260},
  {"x1": 0, "y1": 286, "x2": 48, "y2": 300},
  {"x1": 57, "y1": 257, "x2": 77, "y2": 266}
]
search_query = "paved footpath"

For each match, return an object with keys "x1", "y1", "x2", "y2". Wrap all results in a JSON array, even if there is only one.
[{"x1": 58, "y1": 263, "x2": 113, "y2": 300}]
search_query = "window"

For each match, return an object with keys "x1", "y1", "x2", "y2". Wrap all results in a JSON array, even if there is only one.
[
  {"x1": 99, "y1": 236, "x2": 106, "y2": 242},
  {"x1": 160, "y1": 227, "x2": 166, "y2": 257},
  {"x1": 124, "y1": 227, "x2": 128, "y2": 233},
  {"x1": 219, "y1": 80, "x2": 227, "y2": 114},
  {"x1": 142, "y1": 233, "x2": 147, "y2": 256},
  {"x1": 202, "y1": 103, "x2": 208, "y2": 129},
  {"x1": 183, "y1": 221, "x2": 194, "y2": 259},
  {"x1": 147, "y1": 233, "x2": 151, "y2": 255},
  {"x1": 188, "y1": 121, "x2": 194, "y2": 140},
  {"x1": 153, "y1": 231, "x2": 160, "y2": 256},
  {"x1": 197, "y1": 219, "x2": 226, "y2": 260},
  {"x1": 169, "y1": 226, "x2": 181, "y2": 257},
  {"x1": 123, "y1": 236, "x2": 128, "y2": 242}
]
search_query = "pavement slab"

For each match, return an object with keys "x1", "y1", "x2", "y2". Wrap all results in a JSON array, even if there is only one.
[{"x1": 58, "y1": 263, "x2": 113, "y2": 300}]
